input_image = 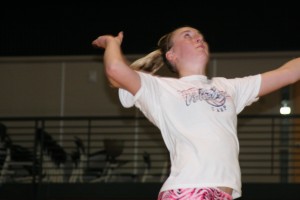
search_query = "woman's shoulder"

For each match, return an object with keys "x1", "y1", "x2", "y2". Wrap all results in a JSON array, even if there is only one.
[
  {"x1": 137, "y1": 71, "x2": 179, "y2": 82},
  {"x1": 212, "y1": 74, "x2": 260, "y2": 82}
]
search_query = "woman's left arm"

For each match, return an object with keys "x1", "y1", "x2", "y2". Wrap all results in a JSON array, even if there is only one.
[{"x1": 258, "y1": 57, "x2": 300, "y2": 97}]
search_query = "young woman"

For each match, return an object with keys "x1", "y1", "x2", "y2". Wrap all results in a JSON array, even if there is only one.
[{"x1": 92, "y1": 26, "x2": 300, "y2": 200}]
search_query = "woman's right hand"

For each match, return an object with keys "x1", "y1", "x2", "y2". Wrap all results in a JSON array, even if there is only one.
[{"x1": 92, "y1": 31, "x2": 123, "y2": 49}]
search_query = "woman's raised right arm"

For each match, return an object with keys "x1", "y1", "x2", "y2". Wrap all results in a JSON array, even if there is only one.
[{"x1": 92, "y1": 32, "x2": 141, "y2": 95}]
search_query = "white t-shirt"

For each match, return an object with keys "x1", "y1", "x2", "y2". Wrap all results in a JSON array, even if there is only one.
[{"x1": 119, "y1": 71, "x2": 261, "y2": 199}]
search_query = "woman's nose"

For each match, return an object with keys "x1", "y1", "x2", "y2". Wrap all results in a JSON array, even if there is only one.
[{"x1": 196, "y1": 38, "x2": 202, "y2": 43}]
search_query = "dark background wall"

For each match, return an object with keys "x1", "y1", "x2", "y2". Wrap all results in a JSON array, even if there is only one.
[{"x1": 1, "y1": 3, "x2": 300, "y2": 57}]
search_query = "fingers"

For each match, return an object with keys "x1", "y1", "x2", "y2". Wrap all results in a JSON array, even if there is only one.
[
  {"x1": 91, "y1": 37, "x2": 101, "y2": 48},
  {"x1": 92, "y1": 35, "x2": 107, "y2": 48},
  {"x1": 117, "y1": 31, "x2": 124, "y2": 42},
  {"x1": 91, "y1": 39, "x2": 98, "y2": 47},
  {"x1": 91, "y1": 32, "x2": 124, "y2": 49}
]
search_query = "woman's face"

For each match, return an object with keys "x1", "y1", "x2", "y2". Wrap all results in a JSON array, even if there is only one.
[{"x1": 167, "y1": 27, "x2": 209, "y2": 67}]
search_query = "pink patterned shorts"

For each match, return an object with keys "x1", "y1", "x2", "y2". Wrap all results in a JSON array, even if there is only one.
[{"x1": 158, "y1": 187, "x2": 233, "y2": 200}]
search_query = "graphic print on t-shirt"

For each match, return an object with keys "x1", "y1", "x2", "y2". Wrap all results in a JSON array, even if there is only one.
[{"x1": 178, "y1": 86, "x2": 229, "y2": 112}]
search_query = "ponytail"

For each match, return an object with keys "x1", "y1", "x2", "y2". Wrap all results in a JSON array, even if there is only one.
[
  {"x1": 130, "y1": 50, "x2": 164, "y2": 74},
  {"x1": 130, "y1": 30, "x2": 178, "y2": 74}
]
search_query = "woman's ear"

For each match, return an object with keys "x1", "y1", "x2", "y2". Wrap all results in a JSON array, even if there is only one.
[{"x1": 166, "y1": 51, "x2": 174, "y2": 63}]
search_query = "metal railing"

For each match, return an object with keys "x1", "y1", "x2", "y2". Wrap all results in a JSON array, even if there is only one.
[{"x1": 0, "y1": 114, "x2": 300, "y2": 185}]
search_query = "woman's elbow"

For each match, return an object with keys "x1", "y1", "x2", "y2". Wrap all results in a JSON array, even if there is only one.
[
  {"x1": 105, "y1": 69, "x2": 121, "y2": 88},
  {"x1": 104, "y1": 62, "x2": 126, "y2": 88},
  {"x1": 288, "y1": 72, "x2": 300, "y2": 84}
]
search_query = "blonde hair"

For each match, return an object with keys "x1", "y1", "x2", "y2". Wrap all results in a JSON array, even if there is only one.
[
  {"x1": 130, "y1": 50, "x2": 164, "y2": 74},
  {"x1": 129, "y1": 29, "x2": 178, "y2": 74}
]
